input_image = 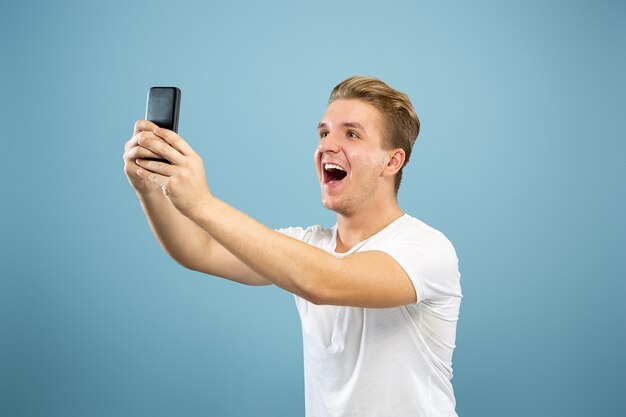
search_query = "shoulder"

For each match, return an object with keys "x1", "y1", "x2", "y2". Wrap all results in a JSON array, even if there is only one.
[
  {"x1": 375, "y1": 214, "x2": 461, "y2": 300},
  {"x1": 383, "y1": 214, "x2": 457, "y2": 255}
]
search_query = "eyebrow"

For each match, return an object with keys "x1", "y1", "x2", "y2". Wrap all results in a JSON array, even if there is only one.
[{"x1": 317, "y1": 122, "x2": 365, "y2": 130}]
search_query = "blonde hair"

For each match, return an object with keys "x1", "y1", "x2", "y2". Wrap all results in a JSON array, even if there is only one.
[{"x1": 329, "y1": 76, "x2": 420, "y2": 194}]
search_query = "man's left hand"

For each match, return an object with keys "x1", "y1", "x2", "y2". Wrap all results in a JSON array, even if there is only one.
[{"x1": 134, "y1": 125, "x2": 213, "y2": 218}]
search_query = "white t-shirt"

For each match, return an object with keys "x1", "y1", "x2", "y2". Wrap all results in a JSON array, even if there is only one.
[{"x1": 278, "y1": 214, "x2": 462, "y2": 417}]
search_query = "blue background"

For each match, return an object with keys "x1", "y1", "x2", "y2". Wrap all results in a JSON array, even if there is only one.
[{"x1": 2, "y1": 0, "x2": 624, "y2": 416}]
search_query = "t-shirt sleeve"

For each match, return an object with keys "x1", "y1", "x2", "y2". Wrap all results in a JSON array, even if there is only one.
[{"x1": 381, "y1": 228, "x2": 462, "y2": 304}]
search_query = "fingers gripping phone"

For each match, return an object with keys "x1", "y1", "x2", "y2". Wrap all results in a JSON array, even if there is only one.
[{"x1": 144, "y1": 86, "x2": 181, "y2": 163}]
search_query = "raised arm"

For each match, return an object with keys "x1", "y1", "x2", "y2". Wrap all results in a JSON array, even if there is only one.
[
  {"x1": 123, "y1": 120, "x2": 270, "y2": 286},
  {"x1": 133, "y1": 126, "x2": 417, "y2": 308}
]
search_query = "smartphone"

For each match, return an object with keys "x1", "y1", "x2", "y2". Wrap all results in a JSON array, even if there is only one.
[
  {"x1": 146, "y1": 87, "x2": 181, "y2": 132},
  {"x1": 144, "y1": 87, "x2": 181, "y2": 163}
]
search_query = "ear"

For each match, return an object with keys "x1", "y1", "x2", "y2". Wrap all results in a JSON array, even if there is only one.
[{"x1": 383, "y1": 148, "x2": 405, "y2": 177}]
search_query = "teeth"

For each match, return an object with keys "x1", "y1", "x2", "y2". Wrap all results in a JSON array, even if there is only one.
[{"x1": 324, "y1": 163, "x2": 346, "y2": 172}]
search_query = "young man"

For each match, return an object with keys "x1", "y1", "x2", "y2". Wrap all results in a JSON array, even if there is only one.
[{"x1": 123, "y1": 76, "x2": 462, "y2": 416}]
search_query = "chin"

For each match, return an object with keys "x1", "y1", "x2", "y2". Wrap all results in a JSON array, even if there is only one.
[{"x1": 321, "y1": 196, "x2": 354, "y2": 217}]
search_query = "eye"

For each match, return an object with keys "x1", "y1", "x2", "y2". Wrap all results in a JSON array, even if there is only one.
[
  {"x1": 347, "y1": 130, "x2": 359, "y2": 139},
  {"x1": 319, "y1": 130, "x2": 329, "y2": 138}
]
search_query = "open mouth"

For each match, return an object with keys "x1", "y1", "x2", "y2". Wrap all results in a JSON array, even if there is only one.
[{"x1": 323, "y1": 163, "x2": 348, "y2": 184}]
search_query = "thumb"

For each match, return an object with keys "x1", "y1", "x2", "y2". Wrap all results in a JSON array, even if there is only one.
[{"x1": 134, "y1": 119, "x2": 159, "y2": 135}]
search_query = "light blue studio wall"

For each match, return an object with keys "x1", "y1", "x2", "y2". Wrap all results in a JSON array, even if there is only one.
[{"x1": 2, "y1": 1, "x2": 625, "y2": 416}]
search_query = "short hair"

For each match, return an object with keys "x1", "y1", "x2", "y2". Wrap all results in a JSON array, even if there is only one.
[{"x1": 328, "y1": 76, "x2": 420, "y2": 194}]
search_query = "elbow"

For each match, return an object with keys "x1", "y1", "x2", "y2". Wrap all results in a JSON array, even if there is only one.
[
  {"x1": 303, "y1": 290, "x2": 327, "y2": 306},
  {"x1": 299, "y1": 270, "x2": 338, "y2": 306},
  {"x1": 160, "y1": 247, "x2": 195, "y2": 272},
  {"x1": 304, "y1": 288, "x2": 326, "y2": 305}
]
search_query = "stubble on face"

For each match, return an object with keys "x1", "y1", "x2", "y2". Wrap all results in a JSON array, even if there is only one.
[{"x1": 321, "y1": 155, "x2": 386, "y2": 216}]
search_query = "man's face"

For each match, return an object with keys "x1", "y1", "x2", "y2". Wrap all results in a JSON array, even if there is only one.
[{"x1": 314, "y1": 99, "x2": 390, "y2": 216}]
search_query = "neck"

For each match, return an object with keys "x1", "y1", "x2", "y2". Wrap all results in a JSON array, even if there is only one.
[{"x1": 334, "y1": 198, "x2": 403, "y2": 253}]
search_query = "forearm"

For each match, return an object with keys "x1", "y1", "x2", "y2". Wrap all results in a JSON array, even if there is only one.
[
  {"x1": 136, "y1": 189, "x2": 213, "y2": 270},
  {"x1": 189, "y1": 197, "x2": 337, "y2": 302}
]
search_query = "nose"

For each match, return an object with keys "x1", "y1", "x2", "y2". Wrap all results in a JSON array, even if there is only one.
[{"x1": 317, "y1": 132, "x2": 341, "y2": 154}]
